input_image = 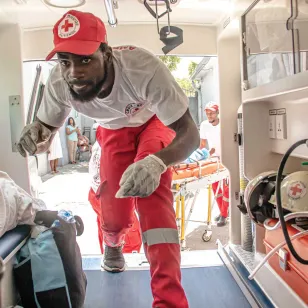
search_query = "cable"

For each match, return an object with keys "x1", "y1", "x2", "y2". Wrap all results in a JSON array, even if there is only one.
[
  {"x1": 248, "y1": 229, "x2": 308, "y2": 280},
  {"x1": 264, "y1": 212, "x2": 308, "y2": 231},
  {"x1": 276, "y1": 139, "x2": 308, "y2": 264}
]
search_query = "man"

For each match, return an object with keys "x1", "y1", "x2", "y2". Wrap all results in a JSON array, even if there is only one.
[
  {"x1": 200, "y1": 102, "x2": 229, "y2": 227},
  {"x1": 17, "y1": 10, "x2": 199, "y2": 308}
]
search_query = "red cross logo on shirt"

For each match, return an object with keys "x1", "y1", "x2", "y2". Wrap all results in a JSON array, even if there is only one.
[
  {"x1": 62, "y1": 19, "x2": 74, "y2": 32},
  {"x1": 288, "y1": 181, "x2": 306, "y2": 200}
]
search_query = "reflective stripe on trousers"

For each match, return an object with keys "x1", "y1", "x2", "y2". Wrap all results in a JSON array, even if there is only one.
[{"x1": 142, "y1": 228, "x2": 179, "y2": 246}]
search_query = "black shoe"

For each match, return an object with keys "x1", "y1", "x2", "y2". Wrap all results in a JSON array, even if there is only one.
[
  {"x1": 217, "y1": 216, "x2": 227, "y2": 227},
  {"x1": 102, "y1": 246, "x2": 125, "y2": 273},
  {"x1": 214, "y1": 215, "x2": 221, "y2": 222}
]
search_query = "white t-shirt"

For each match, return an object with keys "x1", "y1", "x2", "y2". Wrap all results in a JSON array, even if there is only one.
[
  {"x1": 200, "y1": 120, "x2": 221, "y2": 158},
  {"x1": 37, "y1": 46, "x2": 188, "y2": 129}
]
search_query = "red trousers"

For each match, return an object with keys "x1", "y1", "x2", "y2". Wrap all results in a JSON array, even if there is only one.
[
  {"x1": 96, "y1": 116, "x2": 188, "y2": 308},
  {"x1": 212, "y1": 179, "x2": 229, "y2": 218},
  {"x1": 88, "y1": 188, "x2": 142, "y2": 253}
]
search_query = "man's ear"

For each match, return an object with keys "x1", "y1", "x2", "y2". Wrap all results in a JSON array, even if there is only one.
[{"x1": 104, "y1": 46, "x2": 113, "y2": 62}]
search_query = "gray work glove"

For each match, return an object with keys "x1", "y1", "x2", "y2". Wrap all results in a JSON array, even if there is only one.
[
  {"x1": 116, "y1": 154, "x2": 167, "y2": 198},
  {"x1": 17, "y1": 121, "x2": 52, "y2": 157}
]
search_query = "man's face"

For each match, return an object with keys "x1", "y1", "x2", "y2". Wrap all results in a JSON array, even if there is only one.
[
  {"x1": 58, "y1": 49, "x2": 106, "y2": 101},
  {"x1": 205, "y1": 109, "x2": 218, "y2": 124}
]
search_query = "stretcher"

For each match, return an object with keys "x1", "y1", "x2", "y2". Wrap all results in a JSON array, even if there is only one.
[{"x1": 172, "y1": 157, "x2": 229, "y2": 250}]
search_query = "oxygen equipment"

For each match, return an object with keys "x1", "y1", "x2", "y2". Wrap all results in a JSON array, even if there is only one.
[{"x1": 244, "y1": 139, "x2": 308, "y2": 282}]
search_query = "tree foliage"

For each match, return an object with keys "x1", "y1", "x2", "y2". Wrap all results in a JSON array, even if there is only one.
[
  {"x1": 158, "y1": 56, "x2": 197, "y2": 96},
  {"x1": 176, "y1": 78, "x2": 194, "y2": 93},
  {"x1": 188, "y1": 61, "x2": 198, "y2": 77},
  {"x1": 158, "y1": 55, "x2": 181, "y2": 72}
]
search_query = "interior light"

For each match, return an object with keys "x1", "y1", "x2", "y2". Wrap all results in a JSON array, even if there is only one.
[{"x1": 42, "y1": 0, "x2": 86, "y2": 8}]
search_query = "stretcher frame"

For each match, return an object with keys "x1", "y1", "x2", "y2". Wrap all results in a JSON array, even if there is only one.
[{"x1": 172, "y1": 158, "x2": 229, "y2": 250}]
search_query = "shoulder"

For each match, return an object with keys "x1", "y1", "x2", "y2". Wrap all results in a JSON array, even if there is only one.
[
  {"x1": 200, "y1": 120, "x2": 211, "y2": 133},
  {"x1": 47, "y1": 64, "x2": 70, "y2": 99},
  {"x1": 112, "y1": 45, "x2": 161, "y2": 71},
  {"x1": 200, "y1": 120, "x2": 210, "y2": 128}
]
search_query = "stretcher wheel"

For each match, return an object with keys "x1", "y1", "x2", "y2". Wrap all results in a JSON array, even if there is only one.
[{"x1": 202, "y1": 231, "x2": 212, "y2": 242}]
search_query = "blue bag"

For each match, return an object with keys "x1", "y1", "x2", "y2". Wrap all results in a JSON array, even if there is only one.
[{"x1": 13, "y1": 210, "x2": 86, "y2": 308}]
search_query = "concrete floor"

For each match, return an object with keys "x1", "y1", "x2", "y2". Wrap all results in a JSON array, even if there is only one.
[{"x1": 38, "y1": 162, "x2": 229, "y2": 255}]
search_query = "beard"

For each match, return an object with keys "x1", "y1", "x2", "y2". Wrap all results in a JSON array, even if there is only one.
[{"x1": 68, "y1": 63, "x2": 108, "y2": 102}]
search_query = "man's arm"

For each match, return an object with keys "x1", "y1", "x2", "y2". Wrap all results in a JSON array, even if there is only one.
[
  {"x1": 17, "y1": 67, "x2": 71, "y2": 157},
  {"x1": 200, "y1": 138, "x2": 207, "y2": 149},
  {"x1": 155, "y1": 109, "x2": 199, "y2": 166}
]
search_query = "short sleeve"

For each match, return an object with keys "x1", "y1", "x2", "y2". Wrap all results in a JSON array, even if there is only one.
[
  {"x1": 37, "y1": 66, "x2": 72, "y2": 128},
  {"x1": 200, "y1": 121, "x2": 208, "y2": 139},
  {"x1": 146, "y1": 62, "x2": 188, "y2": 126}
]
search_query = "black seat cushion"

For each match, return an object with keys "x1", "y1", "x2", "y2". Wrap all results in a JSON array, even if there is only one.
[{"x1": 0, "y1": 225, "x2": 31, "y2": 260}]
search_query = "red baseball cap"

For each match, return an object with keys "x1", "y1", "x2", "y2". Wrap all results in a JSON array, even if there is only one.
[
  {"x1": 204, "y1": 101, "x2": 219, "y2": 112},
  {"x1": 46, "y1": 10, "x2": 108, "y2": 61}
]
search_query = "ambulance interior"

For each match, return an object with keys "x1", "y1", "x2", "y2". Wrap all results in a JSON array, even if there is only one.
[{"x1": 1, "y1": 0, "x2": 308, "y2": 307}]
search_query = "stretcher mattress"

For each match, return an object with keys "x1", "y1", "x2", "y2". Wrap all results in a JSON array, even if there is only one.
[
  {"x1": 264, "y1": 220, "x2": 308, "y2": 305},
  {"x1": 172, "y1": 159, "x2": 225, "y2": 181}
]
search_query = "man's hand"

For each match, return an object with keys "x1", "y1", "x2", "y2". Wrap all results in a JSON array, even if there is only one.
[
  {"x1": 116, "y1": 155, "x2": 167, "y2": 198},
  {"x1": 17, "y1": 121, "x2": 52, "y2": 157},
  {"x1": 209, "y1": 148, "x2": 215, "y2": 155}
]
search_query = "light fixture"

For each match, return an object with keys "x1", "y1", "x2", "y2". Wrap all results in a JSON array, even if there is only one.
[{"x1": 42, "y1": 0, "x2": 86, "y2": 9}]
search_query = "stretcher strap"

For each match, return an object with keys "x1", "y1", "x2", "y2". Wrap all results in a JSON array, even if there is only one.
[
  {"x1": 223, "y1": 197, "x2": 229, "y2": 202},
  {"x1": 142, "y1": 228, "x2": 179, "y2": 246}
]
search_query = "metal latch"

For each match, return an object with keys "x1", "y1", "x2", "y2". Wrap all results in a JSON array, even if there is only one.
[{"x1": 278, "y1": 248, "x2": 289, "y2": 271}]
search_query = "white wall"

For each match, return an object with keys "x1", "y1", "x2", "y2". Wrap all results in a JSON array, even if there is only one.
[
  {"x1": 22, "y1": 24, "x2": 217, "y2": 60},
  {"x1": 217, "y1": 30, "x2": 242, "y2": 245},
  {"x1": 0, "y1": 24, "x2": 30, "y2": 193},
  {"x1": 198, "y1": 58, "x2": 219, "y2": 122}
]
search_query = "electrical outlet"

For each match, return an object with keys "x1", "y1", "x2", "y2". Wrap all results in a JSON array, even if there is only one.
[
  {"x1": 276, "y1": 113, "x2": 287, "y2": 139},
  {"x1": 269, "y1": 115, "x2": 276, "y2": 139}
]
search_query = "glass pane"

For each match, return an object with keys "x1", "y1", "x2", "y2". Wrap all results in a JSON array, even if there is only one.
[
  {"x1": 244, "y1": 0, "x2": 294, "y2": 89},
  {"x1": 294, "y1": 0, "x2": 308, "y2": 72}
]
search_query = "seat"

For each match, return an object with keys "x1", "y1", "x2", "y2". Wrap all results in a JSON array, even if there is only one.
[
  {"x1": 0, "y1": 225, "x2": 31, "y2": 261},
  {"x1": 0, "y1": 225, "x2": 31, "y2": 307},
  {"x1": 76, "y1": 145, "x2": 91, "y2": 162}
]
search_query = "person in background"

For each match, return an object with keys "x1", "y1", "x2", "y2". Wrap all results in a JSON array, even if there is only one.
[
  {"x1": 77, "y1": 130, "x2": 92, "y2": 155},
  {"x1": 66, "y1": 117, "x2": 78, "y2": 164},
  {"x1": 47, "y1": 131, "x2": 63, "y2": 174},
  {"x1": 200, "y1": 102, "x2": 229, "y2": 227}
]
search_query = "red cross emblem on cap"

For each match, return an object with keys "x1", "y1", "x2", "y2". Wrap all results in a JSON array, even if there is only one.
[
  {"x1": 62, "y1": 19, "x2": 74, "y2": 32},
  {"x1": 288, "y1": 181, "x2": 306, "y2": 199}
]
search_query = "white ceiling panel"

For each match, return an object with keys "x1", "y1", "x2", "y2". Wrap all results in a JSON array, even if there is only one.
[{"x1": 0, "y1": 0, "x2": 232, "y2": 29}]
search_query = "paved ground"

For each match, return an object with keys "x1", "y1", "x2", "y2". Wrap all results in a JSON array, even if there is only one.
[{"x1": 39, "y1": 162, "x2": 229, "y2": 255}]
